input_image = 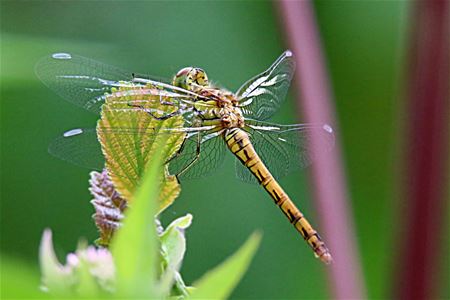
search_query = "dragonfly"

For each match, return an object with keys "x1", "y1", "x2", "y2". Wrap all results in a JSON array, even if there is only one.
[{"x1": 36, "y1": 51, "x2": 334, "y2": 264}]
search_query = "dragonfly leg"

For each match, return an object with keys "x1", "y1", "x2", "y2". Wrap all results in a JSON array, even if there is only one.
[
  {"x1": 160, "y1": 100, "x2": 174, "y2": 106},
  {"x1": 165, "y1": 133, "x2": 190, "y2": 165},
  {"x1": 159, "y1": 96, "x2": 175, "y2": 107},
  {"x1": 166, "y1": 126, "x2": 223, "y2": 168},
  {"x1": 127, "y1": 103, "x2": 180, "y2": 120},
  {"x1": 174, "y1": 132, "x2": 201, "y2": 178},
  {"x1": 150, "y1": 110, "x2": 180, "y2": 120}
]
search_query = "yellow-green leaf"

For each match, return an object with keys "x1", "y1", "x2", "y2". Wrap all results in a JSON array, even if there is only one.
[{"x1": 97, "y1": 82, "x2": 185, "y2": 213}]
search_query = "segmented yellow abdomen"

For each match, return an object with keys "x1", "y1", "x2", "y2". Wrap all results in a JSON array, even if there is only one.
[{"x1": 224, "y1": 128, "x2": 332, "y2": 264}]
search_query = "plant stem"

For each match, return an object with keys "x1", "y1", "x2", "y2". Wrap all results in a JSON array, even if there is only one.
[
  {"x1": 395, "y1": 1, "x2": 449, "y2": 299},
  {"x1": 276, "y1": 1, "x2": 367, "y2": 299}
]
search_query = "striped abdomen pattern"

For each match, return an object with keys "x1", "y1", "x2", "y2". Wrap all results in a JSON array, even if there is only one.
[{"x1": 224, "y1": 128, "x2": 332, "y2": 264}]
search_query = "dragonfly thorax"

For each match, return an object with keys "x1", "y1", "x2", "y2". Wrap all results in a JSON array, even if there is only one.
[
  {"x1": 190, "y1": 85, "x2": 244, "y2": 128},
  {"x1": 172, "y1": 67, "x2": 209, "y2": 92},
  {"x1": 220, "y1": 105, "x2": 245, "y2": 128},
  {"x1": 172, "y1": 66, "x2": 244, "y2": 128}
]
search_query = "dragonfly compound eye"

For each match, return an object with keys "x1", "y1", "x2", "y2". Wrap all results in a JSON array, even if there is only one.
[
  {"x1": 191, "y1": 68, "x2": 209, "y2": 87},
  {"x1": 173, "y1": 67, "x2": 209, "y2": 92}
]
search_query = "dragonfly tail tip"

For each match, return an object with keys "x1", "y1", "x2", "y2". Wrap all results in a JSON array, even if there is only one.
[{"x1": 320, "y1": 253, "x2": 333, "y2": 265}]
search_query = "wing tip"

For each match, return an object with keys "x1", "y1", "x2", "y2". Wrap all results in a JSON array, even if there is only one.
[
  {"x1": 322, "y1": 124, "x2": 333, "y2": 134},
  {"x1": 63, "y1": 128, "x2": 84, "y2": 137},
  {"x1": 35, "y1": 52, "x2": 73, "y2": 80},
  {"x1": 51, "y1": 52, "x2": 73, "y2": 60}
]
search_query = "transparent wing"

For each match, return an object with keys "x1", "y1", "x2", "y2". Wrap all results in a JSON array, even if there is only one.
[
  {"x1": 236, "y1": 50, "x2": 295, "y2": 121},
  {"x1": 36, "y1": 52, "x2": 207, "y2": 114},
  {"x1": 169, "y1": 130, "x2": 226, "y2": 180},
  {"x1": 48, "y1": 128, "x2": 105, "y2": 170},
  {"x1": 235, "y1": 120, "x2": 335, "y2": 184},
  {"x1": 49, "y1": 125, "x2": 225, "y2": 179},
  {"x1": 36, "y1": 53, "x2": 135, "y2": 114}
]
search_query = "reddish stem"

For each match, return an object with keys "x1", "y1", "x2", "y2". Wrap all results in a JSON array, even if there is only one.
[
  {"x1": 277, "y1": 1, "x2": 366, "y2": 299},
  {"x1": 395, "y1": 1, "x2": 449, "y2": 299}
]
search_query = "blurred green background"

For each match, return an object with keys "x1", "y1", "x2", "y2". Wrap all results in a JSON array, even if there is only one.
[{"x1": 0, "y1": 1, "x2": 424, "y2": 299}]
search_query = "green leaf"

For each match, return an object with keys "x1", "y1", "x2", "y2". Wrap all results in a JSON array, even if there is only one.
[
  {"x1": 97, "y1": 82, "x2": 185, "y2": 213},
  {"x1": 110, "y1": 142, "x2": 166, "y2": 298},
  {"x1": 160, "y1": 214, "x2": 193, "y2": 269},
  {"x1": 189, "y1": 232, "x2": 262, "y2": 300},
  {"x1": 2, "y1": 255, "x2": 46, "y2": 299},
  {"x1": 158, "y1": 214, "x2": 193, "y2": 297}
]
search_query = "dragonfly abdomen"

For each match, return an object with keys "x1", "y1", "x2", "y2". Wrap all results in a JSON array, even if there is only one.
[{"x1": 224, "y1": 128, "x2": 332, "y2": 264}]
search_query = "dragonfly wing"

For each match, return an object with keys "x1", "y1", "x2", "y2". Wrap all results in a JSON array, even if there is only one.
[
  {"x1": 169, "y1": 129, "x2": 226, "y2": 180},
  {"x1": 49, "y1": 124, "x2": 225, "y2": 179},
  {"x1": 49, "y1": 128, "x2": 105, "y2": 170},
  {"x1": 36, "y1": 53, "x2": 208, "y2": 114},
  {"x1": 236, "y1": 51, "x2": 295, "y2": 121},
  {"x1": 48, "y1": 126, "x2": 190, "y2": 171},
  {"x1": 235, "y1": 120, "x2": 335, "y2": 184},
  {"x1": 36, "y1": 53, "x2": 136, "y2": 114}
]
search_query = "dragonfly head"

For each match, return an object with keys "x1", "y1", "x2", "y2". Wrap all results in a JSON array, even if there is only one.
[{"x1": 173, "y1": 67, "x2": 209, "y2": 92}]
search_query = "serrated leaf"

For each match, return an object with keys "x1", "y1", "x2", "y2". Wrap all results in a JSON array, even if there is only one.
[
  {"x1": 97, "y1": 83, "x2": 185, "y2": 213},
  {"x1": 157, "y1": 173, "x2": 182, "y2": 214},
  {"x1": 189, "y1": 232, "x2": 262, "y2": 300}
]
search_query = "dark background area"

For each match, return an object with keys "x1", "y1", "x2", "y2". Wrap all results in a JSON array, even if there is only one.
[{"x1": 3, "y1": 1, "x2": 446, "y2": 299}]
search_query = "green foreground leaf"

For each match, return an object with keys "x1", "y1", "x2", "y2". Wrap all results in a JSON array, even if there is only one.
[
  {"x1": 189, "y1": 232, "x2": 262, "y2": 300},
  {"x1": 158, "y1": 214, "x2": 194, "y2": 297},
  {"x1": 2, "y1": 255, "x2": 45, "y2": 299},
  {"x1": 110, "y1": 142, "x2": 165, "y2": 298}
]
